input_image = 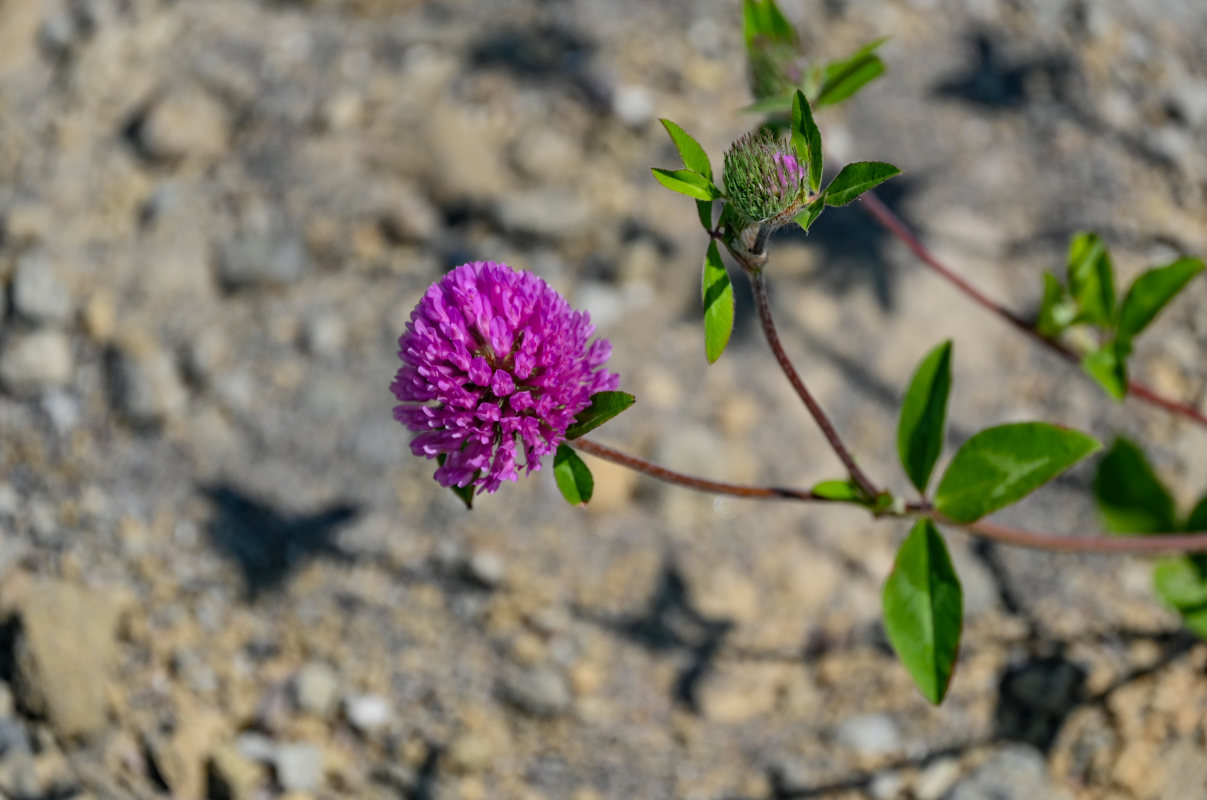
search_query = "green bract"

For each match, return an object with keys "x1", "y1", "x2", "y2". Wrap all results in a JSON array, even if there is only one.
[{"x1": 722, "y1": 129, "x2": 810, "y2": 226}]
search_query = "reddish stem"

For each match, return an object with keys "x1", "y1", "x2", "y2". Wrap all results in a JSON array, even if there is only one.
[{"x1": 859, "y1": 191, "x2": 1207, "y2": 429}]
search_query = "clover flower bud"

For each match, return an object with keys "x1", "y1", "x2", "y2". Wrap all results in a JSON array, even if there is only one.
[
  {"x1": 723, "y1": 129, "x2": 811, "y2": 227},
  {"x1": 391, "y1": 262, "x2": 619, "y2": 494}
]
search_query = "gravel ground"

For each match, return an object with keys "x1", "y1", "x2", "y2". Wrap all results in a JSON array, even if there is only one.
[{"x1": 0, "y1": 0, "x2": 1206, "y2": 798}]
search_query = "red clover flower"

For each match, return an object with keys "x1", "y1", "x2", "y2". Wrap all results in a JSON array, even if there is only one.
[{"x1": 391, "y1": 261, "x2": 618, "y2": 494}]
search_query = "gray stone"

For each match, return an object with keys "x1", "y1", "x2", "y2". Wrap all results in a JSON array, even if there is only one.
[
  {"x1": 950, "y1": 745, "x2": 1065, "y2": 800},
  {"x1": 12, "y1": 580, "x2": 123, "y2": 739},
  {"x1": 1169, "y1": 78, "x2": 1207, "y2": 129},
  {"x1": 344, "y1": 694, "x2": 392, "y2": 733},
  {"x1": 495, "y1": 188, "x2": 591, "y2": 239},
  {"x1": 914, "y1": 757, "x2": 962, "y2": 800},
  {"x1": 294, "y1": 662, "x2": 340, "y2": 718},
  {"x1": 208, "y1": 744, "x2": 263, "y2": 800},
  {"x1": 11, "y1": 249, "x2": 72, "y2": 325},
  {"x1": 217, "y1": 233, "x2": 311, "y2": 290},
  {"x1": 834, "y1": 714, "x2": 902, "y2": 757},
  {"x1": 0, "y1": 718, "x2": 39, "y2": 800},
  {"x1": 0, "y1": 330, "x2": 73, "y2": 395},
  {"x1": 466, "y1": 549, "x2": 506, "y2": 588},
  {"x1": 380, "y1": 184, "x2": 441, "y2": 244},
  {"x1": 273, "y1": 742, "x2": 322, "y2": 792},
  {"x1": 300, "y1": 312, "x2": 346, "y2": 359},
  {"x1": 612, "y1": 84, "x2": 655, "y2": 127},
  {"x1": 503, "y1": 666, "x2": 572, "y2": 717},
  {"x1": 138, "y1": 86, "x2": 229, "y2": 162},
  {"x1": 107, "y1": 331, "x2": 188, "y2": 426},
  {"x1": 234, "y1": 732, "x2": 277, "y2": 765}
]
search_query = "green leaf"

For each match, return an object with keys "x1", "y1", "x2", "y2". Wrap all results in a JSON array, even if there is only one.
[
  {"x1": 1116, "y1": 257, "x2": 1204, "y2": 347},
  {"x1": 793, "y1": 198, "x2": 826, "y2": 233},
  {"x1": 815, "y1": 38, "x2": 888, "y2": 108},
  {"x1": 565, "y1": 391, "x2": 636, "y2": 440},
  {"x1": 812, "y1": 479, "x2": 871, "y2": 503},
  {"x1": 436, "y1": 455, "x2": 475, "y2": 509},
  {"x1": 1180, "y1": 605, "x2": 1207, "y2": 640},
  {"x1": 553, "y1": 444, "x2": 594, "y2": 505},
  {"x1": 740, "y1": 94, "x2": 795, "y2": 115},
  {"x1": 696, "y1": 200, "x2": 713, "y2": 231},
  {"x1": 897, "y1": 341, "x2": 953, "y2": 495},
  {"x1": 650, "y1": 168, "x2": 720, "y2": 201},
  {"x1": 1081, "y1": 341, "x2": 1128, "y2": 400},
  {"x1": 701, "y1": 241, "x2": 735, "y2": 364},
  {"x1": 660, "y1": 119, "x2": 712, "y2": 180},
  {"x1": 823, "y1": 162, "x2": 901, "y2": 207},
  {"x1": 882, "y1": 519, "x2": 963, "y2": 705},
  {"x1": 791, "y1": 90, "x2": 823, "y2": 193},
  {"x1": 743, "y1": 0, "x2": 795, "y2": 47},
  {"x1": 1066, "y1": 232, "x2": 1115, "y2": 327},
  {"x1": 1186, "y1": 495, "x2": 1207, "y2": 531},
  {"x1": 1154, "y1": 557, "x2": 1207, "y2": 611},
  {"x1": 1092, "y1": 438, "x2": 1177, "y2": 533},
  {"x1": 934, "y1": 423, "x2": 1101, "y2": 524},
  {"x1": 1036, "y1": 271, "x2": 1077, "y2": 338}
]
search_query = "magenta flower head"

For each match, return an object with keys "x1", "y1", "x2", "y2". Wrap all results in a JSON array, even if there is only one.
[{"x1": 391, "y1": 261, "x2": 619, "y2": 494}]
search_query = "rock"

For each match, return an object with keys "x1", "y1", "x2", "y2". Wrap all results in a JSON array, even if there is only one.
[
  {"x1": 344, "y1": 694, "x2": 392, "y2": 733},
  {"x1": 1160, "y1": 740, "x2": 1207, "y2": 800},
  {"x1": 950, "y1": 744, "x2": 1068, "y2": 800},
  {"x1": 273, "y1": 742, "x2": 322, "y2": 792},
  {"x1": 380, "y1": 184, "x2": 441, "y2": 244},
  {"x1": 234, "y1": 732, "x2": 277, "y2": 765},
  {"x1": 502, "y1": 666, "x2": 572, "y2": 717},
  {"x1": 81, "y1": 291, "x2": 117, "y2": 343},
  {"x1": 465, "y1": 549, "x2": 506, "y2": 589},
  {"x1": 495, "y1": 188, "x2": 591, "y2": 239},
  {"x1": 208, "y1": 744, "x2": 264, "y2": 800},
  {"x1": 1169, "y1": 78, "x2": 1207, "y2": 129},
  {"x1": 11, "y1": 249, "x2": 72, "y2": 325},
  {"x1": 834, "y1": 714, "x2": 902, "y2": 758},
  {"x1": 0, "y1": 330, "x2": 73, "y2": 395},
  {"x1": 0, "y1": 681, "x2": 12, "y2": 717},
  {"x1": 294, "y1": 662, "x2": 340, "y2": 718},
  {"x1": 300, "y1": 312, "x2": 346, "y2": 359},
  {"x1": 0, "y1": 0, "x2": 42, "y2": 78},
  {"x1": 0, "y1": 718, "x2": 39, "y2": 799},
  {"x1": 914, "y1": 757, "x2": 962, "y2": 800},
  {"x1": 106, "y1": 330, "x2": 188, "y2": 426},
  {"x1": 612, "y1": 84, "x2": 655, "y2": 127},
  {"x1": 12, "y1": 580, "x2": 123, "y2": 739},
  {"x1": 419, "y1": 106, "x2": 509, "y2": 205},
  {"x1": 137, "y1": 86, "x2": 229, "y2": 162},
  {"x1": 217, "y1": 232, "x2": 311, "y2": 290},
  {"x1": 145, "y1": 707, "x2": 225, "y2": 800}
]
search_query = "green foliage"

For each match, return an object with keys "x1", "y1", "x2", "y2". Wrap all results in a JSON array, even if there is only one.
[
  {"x1": 660, "y1": 119, "x2": 712, "y2": 179},
  {"x1": 823, "y1": 161, "x2": 902, "y2": 207},
  {"x1": 812, "y1": 479, "x2": 872, "y2": 503},
  {"x1": 553, "y1": 445, "x2": 594, "y2": 505},
  {"x1": 1188, "y1": 495, "x2": 1207, "y2": 532},
  {"x1": 565, "y1": 391, "x2": 636, "y2": 440},
  {"x1": 701, "y1": 241, "x2": 735, "y2": 364},
  {"x1": 882, "y1": 519, "x2": 963, "y2": 704},
  {"x1": 742, "y1": 0, "x2": 795, "y2": 49},
  {"x1": 1037, "y1": 235, "x2": 1202, "y2": 402},
  {"x1": 793, "y1": 198, "x2": 825, "y2": 233},
  {"x1": 897, "y1": 341, "x2": 952, "y2": 495},
  {"x1": 791, "y1": 90, "x2": 823, "y2": 193},
  {"x1": 934, "y1": 423, "x2": 1100, "y2": 523},
  {"x1": 1092, "y1": 438, "x2": 1177, "y2": 533},
  {"x1": 651, "y1": 168, "x2": 720, "y2": 201},
  {"x1": 815, "y1": 38, "x2": 888, "y2": 108}
]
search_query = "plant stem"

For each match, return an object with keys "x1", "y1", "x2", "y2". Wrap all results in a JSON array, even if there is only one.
[
  {"x1": 859, "y1": 191, "x2": 1207, "y2": 429},
  {"x1": 747, "y1": 268, "x2": 881, "y2": 499},
  {"x1": 573, "y1": 437, "x2": 1207, "y2": 554}
]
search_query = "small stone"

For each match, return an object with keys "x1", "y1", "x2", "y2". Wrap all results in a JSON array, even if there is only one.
[
  {"x1": 294, "y1": 662, "x2": 340, "y2": 719},
  {"x1": 495, "y1": 188, "x2": 591, "y2": 239},
  {"x1": 950, "y1": 744, "x2": 1066, "y2": 800},
  {"x1": 465, "y1": 549, "x2": 506, "y2": 588},
  {"x1": 11, "y1": 249, "x2": 72, "y2": 325},
  {"x1": 12, "y1": 580, "x2": 123, "y2": 739},
  {"x1": 234, "y1": 732, "x2": 278, "y2": 765},
  {"x1": 217, "y1": 233, "x2": 311, "y2": 290},
  {"x1": 300, "y1": 313, "x2": 346, "y2": 359},
  {"x1": 914, "y1": 758, "x2": 962, "y2": 800},
  {"x1": 137, "y1": 86, "x2": 229, "y2": 162},
  {"x1": 445, "y1": 733, "x2": 495, "y2": 774},
  {"x1": 106, "y1": 330, "x2": 188, "y2": 426},
  {"x1": 380, "y1": 184, "x2": 441, "y2": 244},
  {"x1": 0, "y1": 681, "x2": 13, "y2": 716},
  {"x1": 612, "y1": 84, "x2": 655, "y2": 127},
  {"x1": 344, "y1": 694, "x2": 392, "y2": 733},
  {"x1": 870, "y1": 770, "x2": 904, "y2": 800},
  {"x1": 1169, "y1": 78, "x2": 1207, "y2": 129},
  {"x1": 82, "y1": 291, "x2": 118, "y2": 343},
  {"x1": 208, "y1": 744, "x2": 265, "y2": 800},
  {"x1": 273, "y1": 742, "x2": 322, "y2": 792},
  {"x1": 502, "y1": 666, "x2": 572, "y2": 717},
  {"x1": 834, "y1": 714, "x2": 902, "y2": 758},
  {"x1": 0, "y1": 330, "x2": 73, "y2": 395},
  {"x1": 0, "y1": 718, "x2": 39, "y2": 799}
]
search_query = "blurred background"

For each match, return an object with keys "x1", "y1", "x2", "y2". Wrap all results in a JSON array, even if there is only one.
[{"x1": 0, "y1": 0, "x2": 1206, "y2": 798}]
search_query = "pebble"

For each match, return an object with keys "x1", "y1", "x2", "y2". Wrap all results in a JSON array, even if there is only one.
[
  {"x1": 495, "y1": 188, "x2": 592, "y2": 239},
  {"x1": 137, "y1": 86, "x2": 229, "y2": 162},
  {"x1": 344, "y1": 694, "x2": 392, "y2": 733},
  {"x1": 217, "y1": 232, "x2": 312, "y2": 290},
  {"x1": 273, "y1": 742, "x2": 322, "y2": 792},
  {"x1": 0, "y1": 718, "x2": 39, "y2": 799},
  {"x1": 949, "y1": 745, "x2": 1067, "y2": 800},
  {"x1": 294, "y1": 662, "x2": 341, "y2": 718},
  {"x1": 834, "y1": 714, "x2": 903, "y2": 757},
  {"x1": 915, "y1": 757, "x2": 963, "y2": 800},
  {"x1": 208, "y1": 743, "x2": 264, "y2": 800},
  {"x1": 0, "y1": 330, "x2": 73, "y2": 395},
  {"x1": 107, "y1": 330, "x2": 188, "y2": 426},
  {"x1": 300, "y1": 312, "x2": 347, "y2": 359},
  {"x1": 380, "y1": 184, "x2": 441, "y2": 244},
  {"x1": 612, "y1": 84, "x2": 655, "y2": 127},
  {"x1": 466, "y1": 549, "x2": 506, "y2": 589},
  {"x1": 502, "y1": 666, "x2": 572, "y2": 717},
  {"x1": 12, "y1": 580, "x2": 123, "y2": 738},
  {"x1": 11, "y1": 249, "x2": 72, "y2": 325}
]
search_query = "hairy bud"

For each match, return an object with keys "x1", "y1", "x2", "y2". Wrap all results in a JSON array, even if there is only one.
[{"x1": 723, "y1": 130, "x2": 811, "y2": 227}]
